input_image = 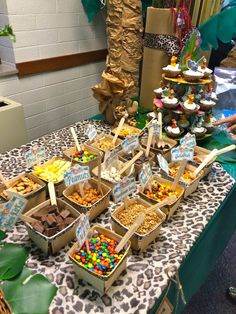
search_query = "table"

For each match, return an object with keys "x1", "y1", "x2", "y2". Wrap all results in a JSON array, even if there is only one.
[{"x1": 0, "y1": 120, "x2": 235, "y2": 314}]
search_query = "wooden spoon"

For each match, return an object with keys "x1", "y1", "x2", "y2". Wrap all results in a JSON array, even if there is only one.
[
  {"x1": 157, "y1": 112, "x2": 165, "y2": 148},
  {"x1": 112, "y1": 114, "x2": 127, "y2": 144},
  {"x1": 145, "y1": 127, "x2": 154, "y2": 157},
  {"x1": 171, "y1": 160, "x2": 188, "y2": 190},
  {"x1": 119, "y1": 151, "x2": 143, "y2": 176},
  {"x1": 48, "y1": 182, "x2": 57, "y2": 206},
  {"x1": 193, "y1": 149, "x2": 218, "y2": 177},
  {"x1": 70, "y1": 127, "x2": 81, "y2": 152}
]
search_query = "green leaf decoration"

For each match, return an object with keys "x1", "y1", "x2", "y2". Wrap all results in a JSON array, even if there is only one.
[
  {"x1": 0, "y1": 25, "x2": 16, "y2": 42},
  {"x1": 0, "y1": 230, "x2": 6, "y2": 241},
  {"x1": 1, "y1": 267, "x2": 58, "y2": 314},
  {"x1": 0, "y1": 243, "x2": 28, "y2": 280}
]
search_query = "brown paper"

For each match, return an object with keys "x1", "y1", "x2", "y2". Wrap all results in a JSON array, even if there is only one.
[{"x1": 140, "y1": 8, "x2": 176, "y2": 109}]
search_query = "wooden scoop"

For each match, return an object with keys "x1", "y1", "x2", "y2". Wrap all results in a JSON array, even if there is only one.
[
  {"x1": 171, "y1": 160, "x2": 188, "y2": 190},
  {"x1": 140, "y1": 117, "x2": 155, "y2": 135},
  {"x1": 145, "y1": 127, "x2": 154, "y2": 157},
  {"x1": 145, "y1": 195, "x2": 177, "y2": 214},
  {"x1": 97, "y1": 153, "x2": 103, "y2": 196},
  {"x1": 215, "y1": 144, "x2": 236, "y2": 156},
  {"x1": 157, "y1": 112, "x2": 165, "y2": 148},
  {"x1": 119, "y1": 151, "x2": 143, "y2": 176},
  {"x1": 115, "y1": 213, "x2": 145, "y2": 253},
  {"x1": 70, "y1": 127, "x2": 81, "y2": 152},
  {"x1": 193, "y1": 149, "x2": 218, "y2": 177},
  {"x1": 112, "y1": 114, "x2": 127, "y2": 144},
  {"x1": 48, "y1": 182, "x2": 57, "y2": 206}
]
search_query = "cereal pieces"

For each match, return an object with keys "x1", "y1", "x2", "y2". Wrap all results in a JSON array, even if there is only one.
[{"x1": 68, "y1": 188, "x2": 102, "y2": 207}]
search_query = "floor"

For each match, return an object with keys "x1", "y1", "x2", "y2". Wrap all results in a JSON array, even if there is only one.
[{"x1": 182, "y1": 230, "x2": 236, "y2": 314}]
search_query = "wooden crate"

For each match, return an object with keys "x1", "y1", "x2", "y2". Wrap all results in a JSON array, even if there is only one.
[
  {"x1": 68, "y1": 224, "x2": 131, "y2": 294},
  {"x1": 0, "y1": 172, "x2": 46, "y2": 214},
  {"x1": 139, "y1": 175, "x2": 184, "y2": 220},
  {"x1": 63, "y1": 178, "x2": 111, "y2": 220},
  {"x1": 22, "y1": 198, "x2": 80, "y2": 255},
  {"x1": 111, "y1": 197, "x2": 166, "y2": 251},
  {"x1": 63, "y1": 144, "x2": 102, "y2": 171}
]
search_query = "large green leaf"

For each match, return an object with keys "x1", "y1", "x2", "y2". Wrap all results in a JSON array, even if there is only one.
[
  {"x1": 0, "y1": 243, "x2": 28, "y2": 280},
  {"x1": 1, "y1": 267, "x2": 58, "y2": 314},
  {"x1": 0, "y1": 229, "x2": 6, "y2": 241}
]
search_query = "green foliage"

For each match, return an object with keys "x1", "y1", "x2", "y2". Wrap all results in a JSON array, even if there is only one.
[
  {"x1": 0, "y1": 25, "x2": 16, "y2": 42},
  {"x1": 0, "y1": 230, "x2": 6, "y2": 241},
  {"x1": 0, "y1": 243, "x2": 28, "y2": 280},
  {"x1": 1, "y1": 267, "x2": 58, "y2": 314}
]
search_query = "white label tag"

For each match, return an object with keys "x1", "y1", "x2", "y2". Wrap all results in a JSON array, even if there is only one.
[
  {"x1": 64, "y1": 165, "x2": 91, "y2": 187},
  {"x1": 76, "y1": 213, "x2": 90, "y2": 249},
  {"x1": 121, "y1": 135, "x2": 139, "y2": 153},
  {"x1": 138, "y1": 163, "x2": 152, "y2": 187},
  {"x1": 85, "y1": 124, "x2": 97, "y2": 141},
  {"x1": 112, "y1": 176, "x2": 136, "y2": 203},
  {"x1": 180, "y1": 133, "x2": 196, "y2": 148},
  {"x1": 25, "y1": 146, "x2": 46, "y2": 168},
  {"x1": 0, "y1": 194, "x2": 27, "y2": 230},
  {"x1": 148, "y1": 120, "x2": 160, "y2": 135},
  {"x1": 171, "y1": 145, "x2": 194, "y2": 161},
  {"x1": 157, "y1": 154, "x2": 169, "y2": 175}
]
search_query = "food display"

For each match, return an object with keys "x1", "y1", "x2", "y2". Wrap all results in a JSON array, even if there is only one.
[
  {"x1": 121, "y1": 151, "x2": 150, "y2": 166},
  {"x1": 169, "y1": 165, "x2": 195, "y2": 183},
  {"x1": 143, "y1": 180, "x2": 178, "y2": 202},
  {"x1": 162, "y1": 89, "x2": 179, "y2": 109},
  {"x1": 95, "y1": 138, "x2": 115, "y2": 151},
  {"x1": 34, "y1": 158, "x2": 71, "y2": 183},
  {"x1": 162, "y1": 56, "x2": 181, "y2": 78},
  {"x1": 112, "y1": 124, "x2": 141, "y2": 138},
  {"x1": 30, "y1": 204, "x2": 75, "y2": 237},
  {"x1": 101, "y1": 167, "x2": 122, "y2": 183},
  {"x1": 115, "y1": 202, "x2": 162, "y2": 235},
  {"x1": 71, "y1": 232, "x2": 125, "y2": 276},
  {"x1": 182, "y1": 94, "x2": 199, "y2": 113},
  {"x1": 197, "y1": 57, "x2": 213, "y2": 78},
  {"x1": 67, "y1": 188, "x2": 103, "y2": 207},
  {"x1": 73, "y1": 149, "x2": 97, "y2": 163},
  {"x1": 165, "y1": 118, "x2": 183, "y2": 138}
]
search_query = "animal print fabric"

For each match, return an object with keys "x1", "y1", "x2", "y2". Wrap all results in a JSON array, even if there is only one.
[
  {"x1": 144, "y1": 33, "x2": 180, "y2": 56},
  {"x1": 0, "y1": 120, "x2": 235, "y2": 314}
]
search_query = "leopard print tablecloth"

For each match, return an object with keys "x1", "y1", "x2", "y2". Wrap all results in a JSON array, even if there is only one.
[{"x1": 0, "y1": 120, "x2": 235, "y2": 314}]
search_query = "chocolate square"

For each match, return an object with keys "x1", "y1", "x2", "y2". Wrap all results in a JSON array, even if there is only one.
[
  {"x1": 60, "y1": 209, "x2": 71, "y2": 219},
  {"x1": 32, "y1": 221, "x2": 44, "y2": 234},
  {"x1": 65, "y1": 217, "x2": 75, "y2": 225},
  {"x1": 46, "y1": 214, "x2": 57, "y2": 226},
  {"x1": 45, "y1": 227, "x2": 58, "y2": 237}
]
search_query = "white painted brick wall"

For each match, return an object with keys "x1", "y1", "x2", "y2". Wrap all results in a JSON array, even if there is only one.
[{"x1": 0, "y1": 1, "x2": 107, "y2": 142}]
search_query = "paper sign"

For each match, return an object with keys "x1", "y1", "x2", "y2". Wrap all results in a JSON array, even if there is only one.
[
  {"x1": 0, "y1": 194, "x2": 27, "y2": 230},
  {"x1": 171, "y1": 145, "x2": 194, "y2": 161},
  {"x1": 64, "y1": 165, "x2": 90, "y2": 187},
  {"x1": 148, "y1": 120, "x2": 160, "y2": 135},
  {"x1": 121, "y1": 135, "x2": 139, "y2": 153},
  {"x1": 157, "y1": 154, "x2": 169, "y2": 175},
  {"x1": 25, "y1": 146, "x2": 46, "y2": 168},
  {"x1": 180, "y1": 133, "x2": 196, "y2": 148},
  {"x1": 76, "y1": 213, "x2": 90, "y2": 249},
  {"x1": 112, "y1": 176, "x2": 136, "y2": 203},
  {"x1": 85, "y1": 124, "x2": 97, "y2": 141},
  {"x1": 104, "y1": 149, "x2": 118, "y2": 168},
  {"x1": 139, "y1": 163, "x2": 152, "y2": 187}
]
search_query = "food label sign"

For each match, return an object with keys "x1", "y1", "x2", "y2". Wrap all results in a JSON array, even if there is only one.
[
  {"x1": 171, "y1": 145, "x2": 194, "y2": 161},
  {"x1": 112, "y1": 176, "x2": 136, "y2": 203},
  {"x1": 0, "y1": 194, "x2": 27, "y2": 230},
  {"x1": 157, "y1": 154, "x2": 169, "y2": 175},
  {"x1": 139, "y1": 163, "x2": 152, "y2": 187},
  {"x1": 122, "y1": 135, "x2": 139, "y2": 153},
  {"x1": 148, "y1": 120, "x2": 160, "y2": 135},
  {"x1": 64, "y1": 165, "x2": 90, "y2": 187},
  {"x1": 76, "y1": 213, "x2": 90, "y2": 249},
  {"x1": 25, "y1": 146, "x2": 46, "y2": 168},
  {"x1": 180, "y1": 133, "x2": 196, "y2": 148},
  {"x1": 85, "y1": 124, "x2": 97, "y2": 141}
]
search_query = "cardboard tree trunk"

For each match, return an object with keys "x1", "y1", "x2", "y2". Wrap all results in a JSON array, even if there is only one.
[{"x1": 140, "y1": 7, "x2": 176, "y2": 110}]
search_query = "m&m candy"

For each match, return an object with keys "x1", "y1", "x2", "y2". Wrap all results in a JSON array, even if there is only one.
[
  {"x1": 72, "y1": 233, "x2": 125, "y2": 276},
  {"x1": 73, "y1": 149, "x2": 97, "y2": 163}
]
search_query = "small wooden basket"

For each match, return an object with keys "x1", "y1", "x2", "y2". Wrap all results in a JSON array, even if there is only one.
[
  {"x1": 0, "y1": 173, "x2": 46, "y2": 214},
  {"x1": 63, "y1": 144, "x2": 102, "y2": 171},
  {"x1": 140, "y1": 136, "x2": 177, "y2": 162},
  {"x1": 191, "y1": 146, "x2": 216, "y2": 177},
  {"x1": 111, "y1": 124, "x2": 141, "y2": 139},
  {"x1": 87, "y1": 133, "x2": 122, "y2": 155},
  {"x1": 68, "y1": 224, "x2": 131, "y2": 294},
  {"x1": 63, "y1": 178, "x2": 111, "y2": 220},
  {"x1": 22, "y1": 198, "x2": 80, "y2": 255},
  {"x1": 139, "y1": 175, "x2": 184, "y2": 220},
  {"x1": 111, "y1": 197, "x2": 166, "y2": 251},
  {"x1": 161, "y1": 162, "x2": 203, "y2": 198}
]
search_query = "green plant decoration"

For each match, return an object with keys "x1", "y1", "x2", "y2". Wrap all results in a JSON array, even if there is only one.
[
  {"x1": 0, "y1": 243, "x2": 28, "y2": 280},
  {"x1": 1, "y1": 267, "x2": 58, "y2": 314},
  {"x1": 0, "y1": 230, "x2": 6, "y2": 241},
  {"x1": 0, "y1": 25, "x2": 15, "y2": 42}
]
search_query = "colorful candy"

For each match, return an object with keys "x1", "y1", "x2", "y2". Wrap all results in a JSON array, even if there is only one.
[
  {"x1": 34, "y1": 159, "x2": 71, "y2": 183},
  {"x1": 73, "y1": 149, "x2": 97, "y2": 163},
  {"x1": 144, "y1": 180, "x2": 178, "y2": 202},
  {"x1": 72, "y1": 233, "x2": 125, "y2": 276}
]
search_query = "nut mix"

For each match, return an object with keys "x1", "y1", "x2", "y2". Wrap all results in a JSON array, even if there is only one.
[
  {"x1": 68, "y1": 188, "x2": 103, "y2": 206},
  {"x1": 144, "y1": 180, "x2": 178, "y2": 202},
  {"x1": 94, "y1": 138, "x2": 115, "y2": 151},
  {"x1": 115, "y1": 202, "x2": 162, "y2": 235},
  {"x1": 169, "y1": 165, "x2": 195, "y2": 183}
]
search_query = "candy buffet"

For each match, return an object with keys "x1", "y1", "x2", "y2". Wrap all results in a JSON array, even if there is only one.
[{"x1": 0, "y1": 119, "x2": 235, "y2": 314}]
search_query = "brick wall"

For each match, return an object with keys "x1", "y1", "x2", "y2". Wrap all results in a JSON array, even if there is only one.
[{"x1": 0, "y1": 0, "x2": 107, "y2": 141}]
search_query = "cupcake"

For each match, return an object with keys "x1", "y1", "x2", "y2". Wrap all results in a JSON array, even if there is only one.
[
  {"x1": 178, "y1": 114, "x2": 190, "y2": 129},
  {"x1": 183, "y1": 69, "x2": 204, "y2": 82},
  {"x1": 165, "y1": 118, "x2": 183, "y2": 138},
  {"x1": 153, "y1": 80, "x2": 166, "y2": 98},
  {"x1": 182, "y1": 94, "x2": 199, "y2": 114},
  {"x1": 191, "y1": 125, "x2": 207, "y2": 139},
  {"x1": 199, "y1": 95, "x2": 216, "y2": 111},
  {"x1": 162, "y1": 89, "x2": 179, "y2": 109},
  {"x1": 203, "y1": 114, "x2": 216, "y2": 133},
  {"x1": 162, "y1": 56, "x2": 181, "y2": 78},
  {"x1": 197, "y1": 57, "x2": 212, "y2": 78}
]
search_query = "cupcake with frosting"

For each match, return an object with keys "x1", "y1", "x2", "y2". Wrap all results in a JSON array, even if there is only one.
[
  {"x1": 183, "y1": 59, "x2": 204, "y2": 82},
  {"x1": 153, "y1": 80, "x2": 167, "y2": 99},
  {"x1": 197, "y1": 57, "x2": 213, "y2": 78},
  {"x1": 191, "y1": 117, "x2": 207, "y2": 139},
  {"x1": 199, "y1": 93, "x2": 216, "y2": 111},
  {"x1": 162, "y1": 89, "x2": 179, "y2": 109},
  {"x1": 165, "y1": 118, "x2": 183, "y2": 138},
  {"x1": 162, "y1": 56, "x2": 181, "y2": 78},
  {"x1": 182, "y1": 94, "x2": 199, "y2": 113},
  {"x1": 203, "y1": 114, "x2": 216, "y2": 133}
]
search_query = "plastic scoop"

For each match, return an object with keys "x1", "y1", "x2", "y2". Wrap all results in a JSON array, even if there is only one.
[
  {"x1": 119, "y1": 151, "x2": 143, "y2": 176},
  {"x1": 171, "y1": 160, "x2": 188, "y2": 190},
  {"x1": 70, "y1": 127, "x2": 81, "y2": 152},
  {"x1": 112, "y1": 114, "x2": 127, "y2": 144},
  {"x1": 145, "y1": 127, "x2": 154, "y2": 157},
  {"x1": 115, "y1": 213, "x2": 145, "y2": 253},
  {"x1": 48, "y1": 182, "x2": 57, "y2": 206}
]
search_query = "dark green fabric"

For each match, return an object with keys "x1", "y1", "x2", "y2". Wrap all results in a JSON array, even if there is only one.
[{"x1": 150, "y1": 184, "x2": 236, "y2": 314}]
